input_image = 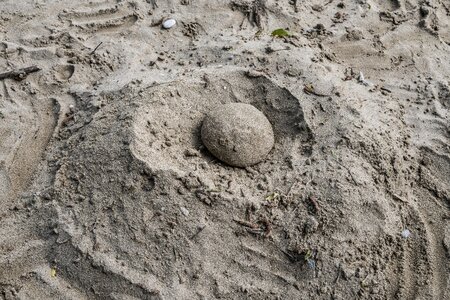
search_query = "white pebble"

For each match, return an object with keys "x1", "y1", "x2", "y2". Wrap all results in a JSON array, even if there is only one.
[
  {"x1": 358, "y1": 71, "x2": 365, "y2": 82},
  {"x1": 162, "y1": 19, "x2": 176, "y2": 29},
  {"x1": 401, "y1": 229, "x2": 411, "y2": 238},
  {"x1": 180, "y1": 206, "x2": 189, "y2": 217}
]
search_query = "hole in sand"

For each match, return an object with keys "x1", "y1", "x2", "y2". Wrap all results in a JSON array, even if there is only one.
[
  {"x1": 55, "y1": 64, "x2": 75, "y2": 81},
  {"x1": 132, "y1": 70, "x2": 313, "y2": 173}
]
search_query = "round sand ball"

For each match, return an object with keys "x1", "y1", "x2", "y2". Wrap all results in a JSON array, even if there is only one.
[{"x1": 201, "y1": 103, "x2": 274, "y2": 167}]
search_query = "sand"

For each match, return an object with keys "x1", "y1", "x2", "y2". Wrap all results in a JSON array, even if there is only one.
[{"x1": 0, "y1": 0, "x2": 449, "y2": 299}]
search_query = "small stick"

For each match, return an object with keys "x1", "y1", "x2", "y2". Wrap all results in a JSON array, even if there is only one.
[
  {"x1": 90, "y1": 42, "x2": 103, "y2": 55},
  {"x1": 149, "y1": 0, "x2": 158, "y2": 9},
  {"x1": 233, "y1": 218, "x2": 259, "y2": 229},
  {"x1": 334, "y1": 264, "x2": 341, "y2": 284},
  {"x1": 335, "y1": 160, "x2": 358, "y2": 185},
  {"x1": 380, "y1": 86, "x2": 392, "y2": 93},
  {"x1": 308, "y1": 196, "x2": 320, "y2": 214},
  {"x1": 0, "y1": 66, "x2": 41, "y2": 80},
  {"x1": 392, "y1": 193, "x2": 408, "y2": 203},
  {"x1": 303, "y1": 84, "x2": 330, "y2": 97},
  {"x1": 190, "y1": 224, "x2": 206, "y2": 239}
]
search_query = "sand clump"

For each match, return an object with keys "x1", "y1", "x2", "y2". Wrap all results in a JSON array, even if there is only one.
[{"x1": 201, "y1": 103, "x2": 274, "y2": 167}]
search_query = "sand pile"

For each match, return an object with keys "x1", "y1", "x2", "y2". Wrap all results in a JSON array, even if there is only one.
[{"x1": 0, "y1": 0, "x2": 449, "y2": 299}]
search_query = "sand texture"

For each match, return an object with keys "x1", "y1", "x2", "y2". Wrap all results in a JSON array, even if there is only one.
[{"x1": 0, "y1": 0, "x2": 449, "y2": 299}]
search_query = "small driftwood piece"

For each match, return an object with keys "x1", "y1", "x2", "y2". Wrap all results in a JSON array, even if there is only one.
[
  {"x1": 0, "y1": 66, "x2": 41, "y2": 80},
  {"x1": 90, "y1": 42, "x2": 103, "y2": 55}
]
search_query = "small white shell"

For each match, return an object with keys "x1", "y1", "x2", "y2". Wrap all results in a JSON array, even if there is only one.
[
  {"x1": 358, "y1": 71, "x2": 365, "y2": 82},
  {"x1": 180, "y1": 207, "x2": 189, "y2": 217},
  {"x1": 401, "y1": 229, "x2": 411, "y2": 238},
  {"x1": 162, "y1": 19, "x2": 176, "y2": 29}
]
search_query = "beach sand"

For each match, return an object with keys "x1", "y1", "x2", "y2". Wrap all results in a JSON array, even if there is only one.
[{"x1": 0, "y1": 0, "x2": 449, "y2": 299}]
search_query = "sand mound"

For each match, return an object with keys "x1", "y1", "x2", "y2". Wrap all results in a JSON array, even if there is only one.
[{"x1": 0, "y1": 0, "x2": 449, "y2": 299}]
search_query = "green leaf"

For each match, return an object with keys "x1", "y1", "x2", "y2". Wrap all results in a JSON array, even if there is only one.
[
  {"x1": 265, "y1": 192, "x2": 280, "y2": 202},
  {"x1": 271, "y1": 28, "x2": 290, "y2": 37}
]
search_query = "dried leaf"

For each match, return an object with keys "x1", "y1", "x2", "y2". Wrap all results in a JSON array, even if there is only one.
[{"x1": 303, "y1": 84, "x2": 315, "y2": 94}]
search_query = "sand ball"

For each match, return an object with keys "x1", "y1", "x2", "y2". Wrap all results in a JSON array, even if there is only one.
[{"x1": 201, "y1": 103, "x2": 274, "y2": 167}]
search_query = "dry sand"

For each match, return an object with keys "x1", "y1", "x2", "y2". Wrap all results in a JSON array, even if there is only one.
[{"x1": 0, "y1": 0, "x2": 449, "y2": 299}]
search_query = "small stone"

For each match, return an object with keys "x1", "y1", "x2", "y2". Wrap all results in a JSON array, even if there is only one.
[
  {"x1": 201, "y1": 103, "x2": 274, "y2": 167},
  {"x1": 180, "y1": 207, "x2": 189, "y2": 217},
  {"x1": 162, "y1": 18, "x2": 176, "y2": 29},
  {"x1": 307, "y1": 259, "x2": 316, "y2": 269},
  {"x1": 401, "y1": 229, "x2": 411, "y2": 238}
]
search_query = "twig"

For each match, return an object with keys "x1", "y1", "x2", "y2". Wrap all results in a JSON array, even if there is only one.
[
  {"x1": 233, "y1": 218, "x2": 259, "y2": 229},
  {"x1": 334, "y1": 264, "x2": 341, "y2": 284},
  {"x1": 265, "y1": 46, "x2": 291, "y2": 54},
  {"x1": 392, "y1": 193, "x2": 408, "y2": 203},
  {"x1": 90, "y1": 42, "x2": 103, "y2": 55},
  {"x1": 335, "y1": 160, "x2": 358, "y2": 185},
  {"x1": 234, "y1": 217, "x2": 271, "y2": 237},
  {"x1": 280, "y1": 248, "x2": 296, "y2": 261},
  {"x1": 149, "y1": 0, "x2": 158, "y2": 9},
  {"x1": 190, "y1": 224, "x2": 206, "y2": 239},
  {"x1": 303, "y1": 84, "x2": 330, "y2": 97},
  {"x1": 308, "y1": 196, "x2": 320, "y2": 214},
  {"x1": 380, "y1": 86, "x2": 392, "y2": 93},
  {"x1": 0, "y1": 66, "x2": 41, "y2": 81}
]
